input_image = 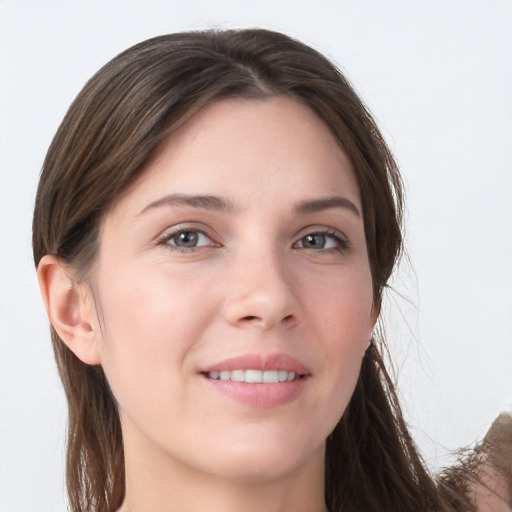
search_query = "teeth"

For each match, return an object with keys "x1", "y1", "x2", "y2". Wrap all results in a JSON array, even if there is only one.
[
  {"x1": 230, "y1": 369, "x2": 245, "y2": 382},
  {"x1": 207, "y1": 369, "x2": 298, "y2": 383},
  {"x1": 245, "y1": 369, "x2": 262, "y2": 383},
  {"x1": 262, "y1": 370, "x2": 278, "y2": 383},
  {"x1": 278, "y1": 370, "x2": 288, "y2": 382}
]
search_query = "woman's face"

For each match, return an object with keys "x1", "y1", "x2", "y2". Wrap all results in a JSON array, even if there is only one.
[{"x1": 90, "y1": 96, "x2": 376, "y2": 482}]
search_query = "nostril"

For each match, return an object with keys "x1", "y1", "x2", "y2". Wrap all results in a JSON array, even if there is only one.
[
  {"x1": 240, "y1": 314, "x2": 294, "y2": 323},
  {"x1": 233, "y1": 312, "x2": 296, "y2": 328}
]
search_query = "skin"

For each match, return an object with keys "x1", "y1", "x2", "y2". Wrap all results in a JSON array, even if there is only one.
[{"x1": 38, "y1": 96, "x2": 378, "y2": 512}]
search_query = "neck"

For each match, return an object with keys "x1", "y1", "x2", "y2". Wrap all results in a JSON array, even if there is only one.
[{"x1": 117, "y1": 419, "x2": 328, "y2": 512}]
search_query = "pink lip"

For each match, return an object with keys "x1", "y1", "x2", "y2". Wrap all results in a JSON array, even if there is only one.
[
  {"x1": 200, "y1": 353, "x2": 311, "y2": 408},
  {"x1": 201, "y1": 352, "x2": 311, "y2": 375}
]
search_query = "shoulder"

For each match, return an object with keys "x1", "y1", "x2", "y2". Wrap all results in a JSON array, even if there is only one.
[
  {"x1": 469, "y1": 459, "x2": 511, "y2": 512},
  {"x1": 438, "y1": 413, "x2": 512, "y2": 511},
  {"x1": 469, "y1": 413, "x2": 512, "y2": 512}
]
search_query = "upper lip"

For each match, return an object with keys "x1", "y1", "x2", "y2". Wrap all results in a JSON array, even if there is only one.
[{"x1": 201, "y1": 352, "x2": 311, "y2": 375}]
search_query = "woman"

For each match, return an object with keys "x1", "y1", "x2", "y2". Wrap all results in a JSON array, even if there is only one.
[{"x1": 32, "y1": 29, "x2": 509, "y2": 512}]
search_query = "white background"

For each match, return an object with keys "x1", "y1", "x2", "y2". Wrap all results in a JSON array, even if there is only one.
[{"x1": 1, "y1": 1, "x2": 511, "y2": 510}]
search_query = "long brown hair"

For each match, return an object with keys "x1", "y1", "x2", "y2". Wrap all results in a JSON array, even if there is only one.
[{"x1": 33, "y1": 28, "x2": 475, "y2": 511}]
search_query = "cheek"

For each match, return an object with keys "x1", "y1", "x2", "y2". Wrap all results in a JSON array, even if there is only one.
[
  {"x1": 306, "y1": 263, "x2": 374, "y2": 410},
  {"x1": 308, "y1": 262, "x2": 375, "y2": 344},
  {"x1": 92, "y1": 263, "x2": 216, "y2": 413},
  {"x1": 97, "y1": 260, "x2": 212, "y2": 344}
]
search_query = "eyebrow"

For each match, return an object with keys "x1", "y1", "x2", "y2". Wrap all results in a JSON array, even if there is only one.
[
  {"x1": 294, "y1": 196, "x2": 361, "y2": 217},
  {"x1": 139, "y1": 193, "x2": 360, "y2": 218},
  {"x1": 139, "y1": 194, "x2": 240, "y2": 215}
]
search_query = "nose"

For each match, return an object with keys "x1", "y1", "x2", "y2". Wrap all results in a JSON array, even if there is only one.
[{"x1": 222, "y1": 250, "x2": 300, "y2": 330}]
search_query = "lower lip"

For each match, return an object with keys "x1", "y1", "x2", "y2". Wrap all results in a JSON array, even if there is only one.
[{"x1": 202, "y1": 376, "x2": 309, "y2": 407}]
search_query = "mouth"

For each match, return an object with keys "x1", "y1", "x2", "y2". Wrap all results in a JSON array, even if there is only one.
[
  {"x1": 202, "y1": 369, "x2": 304, "y2": 383},
  {"x1": 199, "y1": 353, "x2": 310, "y2": 407},
  {"x1": 200, "y1": 352, "x2": 311, "y2": 380}
]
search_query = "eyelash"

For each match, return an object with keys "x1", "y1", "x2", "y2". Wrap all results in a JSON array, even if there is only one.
[
  {"x1": 293, "y1": 230, "x2": 350, "y2": 254},
  {"x1": 156, "y1": 226, "x2": 217, "y2": 253},
  {"x1": 156, "y1": 227, "x2": 350, "y2": 254}
]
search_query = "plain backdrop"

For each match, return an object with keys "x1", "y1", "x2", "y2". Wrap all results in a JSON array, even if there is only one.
[{"x1": 1, "y1": 1, "x2": 511, "y2": 510}]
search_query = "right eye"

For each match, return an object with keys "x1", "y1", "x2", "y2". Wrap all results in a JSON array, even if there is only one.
[{"x1": 159, "y1": 229, "x2": 215, "y2": 250}]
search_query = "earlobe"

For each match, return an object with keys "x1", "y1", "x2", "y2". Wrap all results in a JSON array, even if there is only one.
[
  {"x1": 370, "y1": 302, "x2": 380, "y2": 331},
  {"x1": 365, "y1": 302, "x2": 381, "y2": 352},
  {"x1": 37, "y1": 255, "x2": 101, "y2": 365}
]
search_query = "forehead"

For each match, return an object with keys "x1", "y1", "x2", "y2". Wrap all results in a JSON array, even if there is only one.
[{"x1": 112, "y1": 96, "x2": 360, "y2": 216}]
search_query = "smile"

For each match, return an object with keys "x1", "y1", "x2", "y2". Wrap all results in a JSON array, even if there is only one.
[
  {"x1": 200, "y1": 352, "x2": 311, "y2": 406},
  {"x1": 207, "y1": 369, "x2": 299, "y2": 383}
]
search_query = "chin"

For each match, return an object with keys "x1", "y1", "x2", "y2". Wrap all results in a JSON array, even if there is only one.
[
  {"x1": 211, "y1": 455, "x2": 308, "y2": 484},
  {"x1": 195, "y1": 433, "x2": 326, "y2": 484}
]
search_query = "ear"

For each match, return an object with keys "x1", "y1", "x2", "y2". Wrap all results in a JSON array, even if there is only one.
[
  {"x1": 365, "y1": 301, "x2": 381, "y2": 350},
  {"x1": 370, "y1": 302, "x2": 380, "y2": 329},
  {"x1": 37, "y1": 255, "x2": 101, "y2": 365}
]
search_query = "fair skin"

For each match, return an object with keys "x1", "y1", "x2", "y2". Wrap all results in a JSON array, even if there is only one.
[{"x1": 38, "y1": 97, "x2": 378, "y2": 512}]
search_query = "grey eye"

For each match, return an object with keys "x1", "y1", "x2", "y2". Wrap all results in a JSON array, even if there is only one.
[
  {"x1": 169, "y1": 230, "x2": 211, "y2": 248},
  {"x1": 296, "y1": 233, "x2": 342, "y2": 250},
  {"x1": 301, "y1": 234, "x2": 327, "y2": 249}
]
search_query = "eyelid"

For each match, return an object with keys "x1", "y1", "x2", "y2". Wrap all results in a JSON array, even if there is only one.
[
  {"x1": 155, "y1": 224, "x2": 220, "y2": 250},
  {"x1": 293, "y1": 226, "x2": 350, "y2": 251},
  {"x1": 154, "y1": 223, "x2": 349, "y2": 252}
]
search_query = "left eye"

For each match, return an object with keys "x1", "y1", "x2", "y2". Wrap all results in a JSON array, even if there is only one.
[
  {"x1": 166, "y1": 230, "x2": 212, "y2": 248},
  {"x1": 295, "y1": 233, "x2": 341, "y2": 250}
]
